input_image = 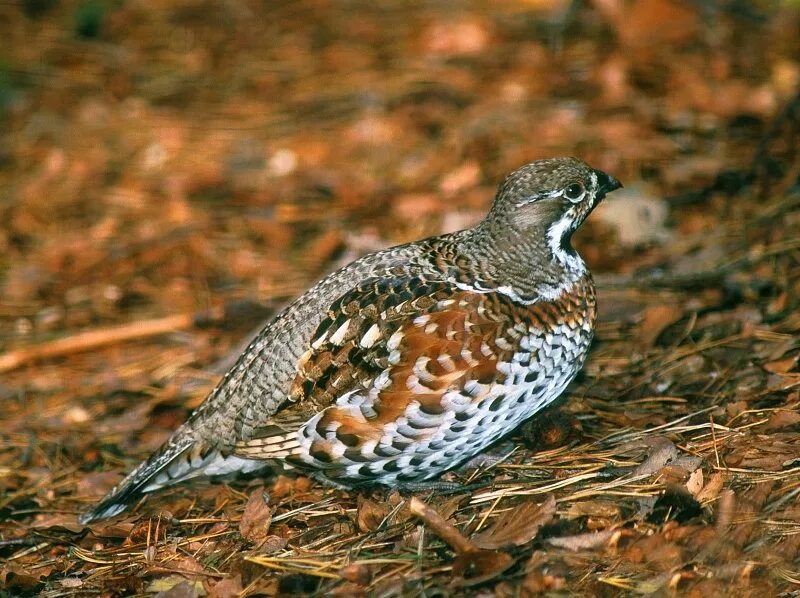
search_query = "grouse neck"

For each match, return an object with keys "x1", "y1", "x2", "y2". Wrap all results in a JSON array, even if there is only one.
[{"x1": 450, "y1": 218, "x2": 588, "y2": 302}]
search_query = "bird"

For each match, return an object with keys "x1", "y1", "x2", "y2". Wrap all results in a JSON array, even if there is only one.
[{"x1": 80, "y1": 157, "x2": 621, "y2": 524}]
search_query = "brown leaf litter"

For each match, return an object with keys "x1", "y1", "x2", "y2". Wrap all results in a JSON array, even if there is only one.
[{"x1": 1, "y1": 1, "x2": 800, "y2": 595}]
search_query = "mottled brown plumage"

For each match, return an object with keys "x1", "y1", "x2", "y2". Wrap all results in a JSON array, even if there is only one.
[{"x1": 80, "y1": 157, "x2": 621, "y2": 524}]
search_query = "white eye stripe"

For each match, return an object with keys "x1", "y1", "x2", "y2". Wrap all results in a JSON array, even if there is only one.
[
  {"x1": 514, "y1": 189, "x2": 562, "y2": 207},
  {"x1": 514, "y1": 184, "x2": 592, "y2": 206}
]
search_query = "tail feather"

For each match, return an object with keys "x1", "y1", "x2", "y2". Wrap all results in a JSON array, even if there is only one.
[
  {"x1": 79, "y1": 433, "x2": 267, "y2": 524},
  {"x1": 79, "y1": 436, "x2": 195, "y2": 524}
]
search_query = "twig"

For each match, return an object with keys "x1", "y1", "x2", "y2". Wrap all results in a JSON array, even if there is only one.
[
  {"x1": 0, "y1": 310, "x2": 220, "y2": 373},
  {"x1": 408, "y1": 497, "x2": 474, "y2": 554}
]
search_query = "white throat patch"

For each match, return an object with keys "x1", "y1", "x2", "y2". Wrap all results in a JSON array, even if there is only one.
[{"x1": 547, "y1": 211, "x2": 586, "y2": 276}]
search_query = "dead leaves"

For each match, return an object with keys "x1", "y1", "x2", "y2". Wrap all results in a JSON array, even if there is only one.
[
  {"x1": 449, "y1": 549, "x2": 514, "y2": 589},
  {"x1": 726, "y1": 437, "x2": 800, "y2": 470},
  {"x1": 239, "y1": 489, "x2": 272, "y2": 547},
  {"x1": 146, "y1": 577, "x2": 204, "y2": 597},
  {"x1": 546, "y1": 529, "x2": 618, "y2": 552},
  {"x1": 763, "y1": 409, "x2": 800, "y2": 431},
  {"x1": 472, "y1": 494, "x2": 556, "y2": 550},
  {"x1": 636, "y1": 304, "x2": 685, "y2": 348},
  {"x1": 762, "y1": 355, "x2": 799, "y2": 375},
  {"x1": 355, "y1": 495, "x2": 390, "y2": 533},
  {"x1": 623, "y1": 532, "x2": 684, "y2": 569},
  {"x1": 338, "y1": 563, "x2": 373, "y2": 586},
  {"x1": 695, "y1": 472, "x2": 727, "y2": 504},
  {"x1": 3, "y1": 0, "x2": 800, "y2": 596},
  {"x1": 630, "y1": 436, "x2": 681, "y2": 477},
  {"x1": 409, "y1": 495, "x2": 556, "y2": 587},
  {"x1": 615, "y1": 0, "x2": 700, "y2": 49},
  {"x1": 76, "y1": 470, "x2": 124, "y2": 498},
  {"x1": 207, "y1": 574, "x2": 243, "y2": 598},
  {"x1": 409, "y1": 496, "x2": 514, "y2": 587}
]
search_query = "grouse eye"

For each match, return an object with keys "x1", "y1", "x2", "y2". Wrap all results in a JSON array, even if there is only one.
[{"x1": 564, "y1": 182, "x2": 585, "y2": 202}]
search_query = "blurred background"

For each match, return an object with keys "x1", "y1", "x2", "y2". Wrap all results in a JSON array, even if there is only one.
[
  {"x1": 2, "y1": 1, "x2": 797, "y2": 355},
  {"x1": 1, "y1": 1, "x2": 800, "y2": 594}
]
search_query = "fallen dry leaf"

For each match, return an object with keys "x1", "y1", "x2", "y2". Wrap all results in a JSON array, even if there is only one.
[
  {"x1": 1, "y1": 568, "x2": 44, "y2": 594},
  {"x1": 87, "y1": 521, "x2": 136, "y2": 538},
  {"x1": 146, "y1": 577, "x2": 202, "y2": 597},
  {"x1": 631, "y1": 437, "x2": 679, "y2": 477},
  {"x1": 59, "y1": 577, "x2": 83, "y2": 589},
  {"x1": 696, "y1": 472, "x2": 727, "y2": 504},
  {"x1": 685, "y1": 468, "x2": 704, "y2": 496},
  {"x1": 420, "y1": 17, "x2": 491, "y2": 56},
  {"x1": 451, "y1": 550, "x2": 514, "y2": 588},
  {"x1": 520, "y1": 550, "x2": 569, "y2": 593},
  {"x1": 715, "y1": 489, "x2": 736, "y2": 530},
  {"x1": 207, "y1": 574, "x2": 243, "y2": 598},
  {"x1": 763, "y1": 355, "x2": 799, "y2": 374},
  {"x1": 338, "y1": 563, "x2": 372, "y2": 586},
  {"x1": 77, "y1": 471, "x2": 125, "y2": 498},
  {"x1": 636, "y1": 304, "x2": 684, "y2": 348},
  {"x1": 566, "y1": 501, "x2": 621, "y2": 519},
  {"x1": 440, "y1": 161, "x2": 481, "y2": 195},
  {"x1": 616, "y1": 0, "x2": 700, "y2": 48},
  {"x1": 30, "y1": 513, "x2": 84, "y2": 533},
  {"x1": 595, "y1": 187, "x2": 671, "y2": 247},
  {"x1": 328, "y1": 581, "x2": 369, "y2": 596},
  {"x1": 727, "y1": 439, "x2": 799, "y2": 470},
  {"x1": 623, "y1": 534, "x2": 683, "y2": 570},
  {"x1": 546, "y1": 528, "x2": 617, "y2": 552},
  {"x1": 763, "y1": 409, "x2": 800, "y2": 431},
  {"x1": 472, "y1": 494, "x2": 556, "y2": 550},
  {"x1": 408, "y1": 497, "x2": 515, "y2": 588},
  {"x1": 239, "y1": 489, "x2": 272, "y2": 546},
  {"x1": 169, "y1": 555, "x2": 206, "y2": 576},
  {"x1": 356, "y1": 495, "x2": 391, "y2": 532}
]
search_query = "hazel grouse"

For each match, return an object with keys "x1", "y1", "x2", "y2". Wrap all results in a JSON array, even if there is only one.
[{"x1": 80, "y1": 157, "x2": 621, "y2": 524}]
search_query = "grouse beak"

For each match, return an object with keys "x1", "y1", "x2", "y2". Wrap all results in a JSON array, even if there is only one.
[{"x1": 596, "y1": 170, "x2": 622, "y2": 197}]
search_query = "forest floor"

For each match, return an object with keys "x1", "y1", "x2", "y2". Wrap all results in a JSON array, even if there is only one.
[{"x1": 1, "y1": 1, "x2": 800, "y2": 596}]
